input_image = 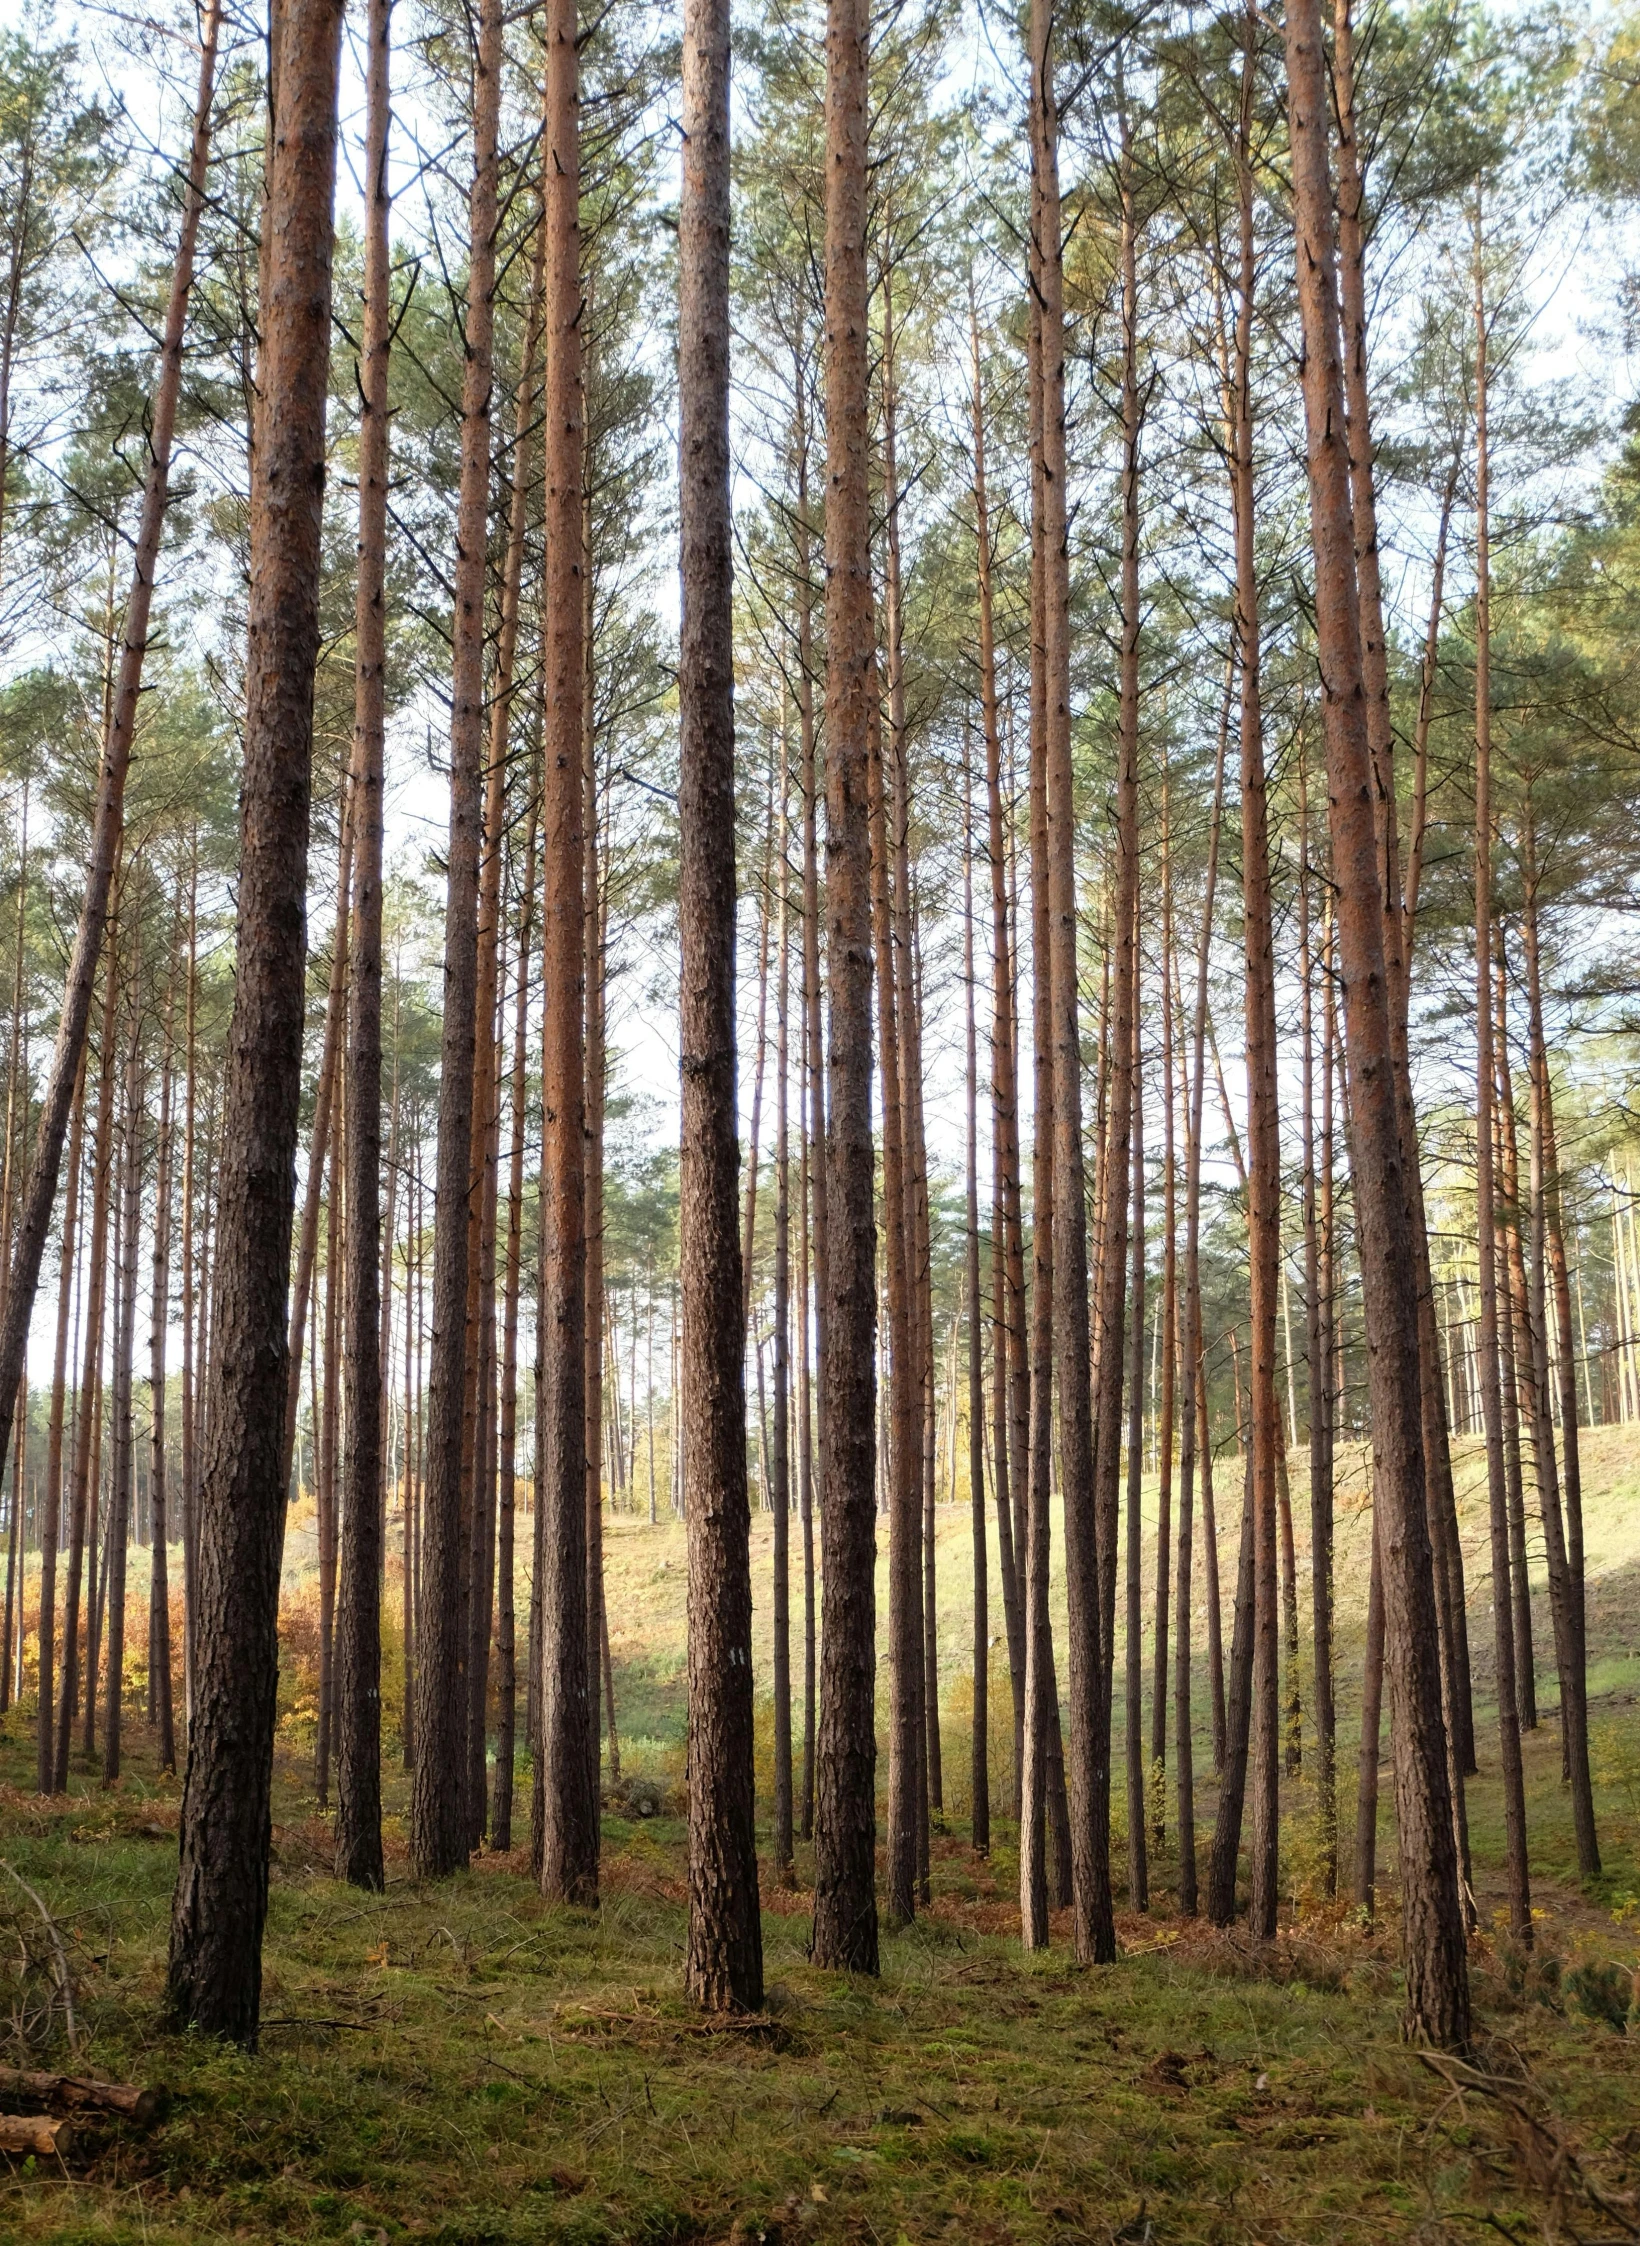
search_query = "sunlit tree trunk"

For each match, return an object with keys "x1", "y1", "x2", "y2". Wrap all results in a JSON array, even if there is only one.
[
  {"x1": 537, "y1": 0, "x2": 597, "y2": 1906},
  {"x1": 165, "y1": 0, "x2": 343, "y2": 2044},
  {"x1": 1284, "y1": 0, "x2": 1469, "y2": 2043},
  {"x1": 1334, "y1": 0, "x2": 1475, "y2": 1819}
]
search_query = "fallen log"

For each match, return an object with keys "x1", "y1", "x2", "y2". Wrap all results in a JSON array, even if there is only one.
[
  {"x1": 0, "y1": 2065, "x2": 162, "y2": 2124},
  {"x1": 0, "y1": 2113, "x2": 74, "y2": 2157}
]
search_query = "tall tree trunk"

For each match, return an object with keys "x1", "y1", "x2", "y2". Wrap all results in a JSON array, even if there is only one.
[
  {"x1": 873, "y1": 584, "x2": 919, "y2": 1926},
  {"x1": 811, "y1": 0, "x2": 879, "y2": 1976},
  {"x1": 165, "y1": 0, "x2": 344, "y2": 2043},
  {"x1": 334, "y1": 0, "x2": 391, "y2": 1891},
  {"x1": 963, "y1": 769, "x2": 988, "y2": 1857},
  {"x1": 1495, "y1": 962, "x2": 1538, "y2": 1732},
  {"x1": 36, "y1": 1044, "x2": 84, "y2": 1792},
  {"x1": 462, "y1": 197, "x2": 545, "y2": 1856},
  {"x1": 880, "y1": 263, "x2": 928, "y2": 1911},
  {"x1": 584, "y1": 593, "x2": 608, "y2": 1793},
  {"x1": 772, "y1": 743, "x2": 794, "y2": 1872},
  {"x1": 1283, "y1": 0, "x2": 1469, "y2": 2044},
  {"x1": 1521, "y1": 818, "x2": 1599, "y2": 1878},
  {"x1": 1124, "y1": 1011, "x2": 1148, "y2": 1910},
  {"x1": 537, "y1": 0, "x2": 597, "y2": 1905},
  {"x1": 283, "y1": 803, "x2": 350, "y2": 1495},
  {"x1": 1353, "y1": 1514, "x2": 1386, "y2": 1914},
  {"x1": 492, "y1": 795, "x2": 538, "y2": 1853},
  {"x1": 1019, "y1": 224, "x2": 1053, "y2": 1955},
  {"x1": 1152, "y1": 763, "x2": 1178, "y2": 1842},
  {"x1": 0, "y1": 2, "x2": 222, "y2": 1514},
  {"x1": 103, "y1": 944, "x2": 144, "y2": 1785},
  {"x1": 59, "y1": 934, "x2": 119, "y2": 1790},
  {"x1": 1229, "y1": 16, "x2": 1281, "y2": 1942},
  {"x1": 971, "y1": 298, "x2": 1025, "y2": 1816},
  {"x1": 316, "y1": 1122, "x2": 340, "y2": 1806},
  {"x1": 1038, "y1": 0, "x2": 1115, "y2": 1970},
  {"x1": 178, "y1": 839, "x2": 198, "y2": 1732},
  {"x1": 1297, "y1": 739, "x2": 1334, "y2": 1890},
  {"x1": 411, "y1": 0, "x2": 501, "y2": 1879},
  {"x1": 794, "y1": 341, "x2": 823, "y2": 1850},
  {"x1": 1472, "y1": 198, "x2": 1532, "y2": 1945},
  {"x1": 1335, "y1": 0, "x2": 1475, "y2": 1813},
  {"x1": 149, "y1": 931, "x2": 177, "y2": 1774}
]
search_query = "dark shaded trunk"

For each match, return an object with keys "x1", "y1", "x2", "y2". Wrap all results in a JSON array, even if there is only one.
[
  {"x1": 772, "y1": 755, "x2": 794, "y2": 1871},
  {"x1": 963, "y1": 772, "x2": 988, "y2": 1856},
  {"x1": 334, "y1": 0, "x2": 391, "y2": 1891},
  {"x1": 149, "y1": 941, "x2": 177, "y2": 1775},
  {"x1": 1472, "y1": 201, "x2": 1532, "y2": 1946},
  {"x1": 1040, "y1": 0, "x2": 1115, "y2": 1969},
  {"x1": 970, "y1": 292, "x2": 1024, "y2": 1816},
  {"x1": 810, "y1": 0, "x2": 879, "y2": 1980},
  {"x1": 1297, "y1": 740, "x2": 1334, "y2": 1889},
  {"x1": 1521, "y1": 819, "x2": 1598, "y2": 1878},
  {"x1": 37, "y1": 1044, "x2": 84, "y2": 1792},
  {"x1": 1019, "y1": 221, "x2": 1052, "y2": 1955},
  {"x1": 1124, "y1": 1009, "x2": 1148, "y2": 1910},
  {"x1": 411, "y1": 0, "x2": 501, "y2": 1879},
  {"x1": 1207, "y1": 1434, "x2": 1256, "y2": 1926},
  {"x1": 492, "y1": 797, "x2": 538, "y2": 1853},
  {"x1": 59, "y1": 933, "x2": 118, "y2": 1791}
]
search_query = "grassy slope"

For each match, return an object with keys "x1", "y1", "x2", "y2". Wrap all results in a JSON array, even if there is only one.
[{"x1": 0, "y1": 1428, "x2": 1637, "y2": 2242}]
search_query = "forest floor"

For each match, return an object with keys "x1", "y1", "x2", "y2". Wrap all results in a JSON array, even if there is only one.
[{"x1": 0, "y1": 1430, "x2": 1637, "y2": 2242}]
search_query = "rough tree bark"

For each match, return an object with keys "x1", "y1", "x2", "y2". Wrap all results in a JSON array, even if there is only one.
[
  {"x1": 811, "y1": 0, "x2": 879, "y2": 1977},
  {"x1": 537, "y1": 0, "x2": 598, "y2": 1905},
  {"x1": 1283, "y1": 0, "x2": 1469, "y2": 2045},
  {"x1": 970, "y1": 295, "x2": 1025, "y2": 1813},
  {"x1": 1228, "y1": 36, "x2": 1282, "y2": 1938},
  {"x1": 165, "y1": 0, "x2": 344, "y2": 2042},
  {"x1": 964, "y1": 768, "x2": 988, "y2": 1857},
  {"x1": 334, "y1": 0, "x2": 392, "y2": 1893},
  {"x1": 411, "y1": 0, "x2": 500, "y2": 1879},
  {"x1": 149, "y1": 938, "x2": 177, "y2": 1775},
  {"x1": 1034, "y1": 0, "x2": 1115, "y2": 1970},
  {"x1": 1472, "y1": 200, "x2": 1532, "y2": 1944},
  {"x1": 677, "y1": 0, "x2": 762, "y2": 2007}
]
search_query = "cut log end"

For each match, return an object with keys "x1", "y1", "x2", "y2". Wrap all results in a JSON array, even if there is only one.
[{"x1": 0, "y1": 2112, "x2": 74, "y2": 2157}]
